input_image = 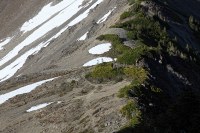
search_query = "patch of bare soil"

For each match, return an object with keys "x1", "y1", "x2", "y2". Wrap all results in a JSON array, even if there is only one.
[
  {"x1": 0, "y1": 68, "x2": 129, "y2": 133},
  {"x1": 0, "y1": 0, "x2": 130, "y2": 132}
]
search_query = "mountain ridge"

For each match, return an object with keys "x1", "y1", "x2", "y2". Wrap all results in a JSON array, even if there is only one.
[{"x1": 0, "y1": 0, "x2": 200, "y2": 133}]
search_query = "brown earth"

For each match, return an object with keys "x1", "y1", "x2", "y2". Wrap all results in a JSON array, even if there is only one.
[{"x1": 0, "y1": 0, "x2": 131, "y2": 132}]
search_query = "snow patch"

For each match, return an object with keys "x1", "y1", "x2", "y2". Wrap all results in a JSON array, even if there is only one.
[
  {"x1": 89, "y1": 43, "x2": 112, "y2": 54},
  {"x1": 0, "y1": 0, "x2": 84, "y2": 67},
  {"x1": 83, "y1": 57, "x2": 114, "y2": 67},
  {"x1": 0, "y1": 0, "x2": 105, "y2": 82},
  {"x1": 97, "y1": 7, "x2": 116, "y2": 24},
  {"x1": 0, "y1": 37, "x2": 12, "y2": 50},
  {"x1": 0, "y1": 0, "x2": 105, "y2": 67},
  {"x1": 81, "y1": 0, "x2": 93, "y2": 8},
  {"x1": 26, "y1": 102, "x2": 53, "y2": 112},
  {"x1": 20, "y1": 0, "x2": 83, "y2": 33},
  {"x1": 78, "y1": 31, "x2": 88, "y2": 41},
  {"x1": 68, "y1": 0, "x2": 104, "y2": 26},
  {"x1": 0, "y1": 78, "x2": 56, "y2": 104},
  {"x1": 57, "y1": 101, "x2": 62, "y2": 104},
  {"x1": 0, "y1": 42, "x2": 51, "y2": 82}
]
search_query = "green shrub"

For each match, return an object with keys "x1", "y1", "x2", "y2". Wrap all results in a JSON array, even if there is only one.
[
  {"x1": 97, "y1": 34, "x2": 129, "y2": 57},
  {"x1": 114, "y1": 13, "x2": 170, "y2": 48},
  {"x1": 127, "y1": 31, "x2": 137, "y2": 40},
  {"x1": 118, "y1": 66, "x2": 148, "y2": 98},
  {"x1": 118, "y1": 50, "x2": 138, "y2": 65},
  {"x1": 120, "y1": 11, "x2": 133, "y2": 20},
  {"x1": 121, "y1": 100, "x2": 141, "y2": 126},
  {"x1": 150, "y1": 86, "x2": 162, "y2": 93},
  {"x1": 118, "y1": 43, "x2": 151, "y2": 65},
  {"x1": 189, "y1": 15, "x2": 200, "y2": 36},
  {"x1": 98, "y1": 34, "x2": 152, "y2": 65},
  {"x1": 124, "y1": 67, "x2": 148, "y2": 83},
  {"x1": 97, "y1": 34, "x2": 123, "y2": 44},
  {"x1": 86, "y1": 63, "x2": 123, "y2": 82},
  {"x1": 90, "y1": 63, "x2": 115, "y2": 79},
  {"x1": 121, "y1": 100, "x2": 137, "y2": 118},
  {"x1": 128, "y1": 0, "x2": 135, "y2": 5},
  {"x1": 118, "y1": 85, "x2": 134, "y2": 98}
]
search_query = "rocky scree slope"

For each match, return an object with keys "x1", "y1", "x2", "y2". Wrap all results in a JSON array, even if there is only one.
[
  {"x1": 0, "y1": 0, "x2": 200, "y2": 133},
  {"x1": 0, "y1": 0, "x2": 130, "y2": 133}
]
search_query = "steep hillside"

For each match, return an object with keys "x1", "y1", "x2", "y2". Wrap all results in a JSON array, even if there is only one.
[
  {"x1": 0, "y1": 0, "x2": 130, "y2": 132},
  {"x1": 113, "y1": 0, "x2": 200, "y2": 132},
  {"x1": 0, "y1": 0, "x2": 200, "y2": 133}
]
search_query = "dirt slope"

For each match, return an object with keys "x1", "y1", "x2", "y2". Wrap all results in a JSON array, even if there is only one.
[{"x1": 0, "y1": 0, "x2": 131, "y2": 132}]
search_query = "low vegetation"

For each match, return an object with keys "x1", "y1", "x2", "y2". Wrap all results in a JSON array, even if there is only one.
[
  {"x1": 116, "y1": 0, "x2": 200, "y2": 133},
  {"x1": 97, "y1": 34, "x2": 129, "y2": 57},
  {"x1": 189, "y1": 15, "x2": 200, "y2": 39},
  {"x1": 86, "y1": 0, "x2": 200, "y2": 132},
  {"x1": 120, "y1": 11, "x2": 133, "y2": 20},
  {"x1": 85, "y1": 63, "x2": 123, "y2": 83},
  {"x1": 124, "y1": 67, "x2": 148, "y2": 83},
  {"x1": 120, "y1": 100, "x2": 141, "y2": 126},
  {"x1": 118, "y1": 43, "x2": 151, "y2": 65}
]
